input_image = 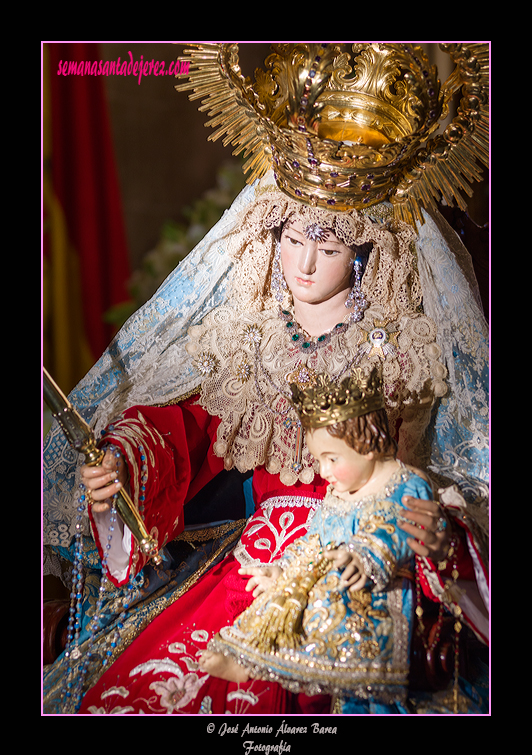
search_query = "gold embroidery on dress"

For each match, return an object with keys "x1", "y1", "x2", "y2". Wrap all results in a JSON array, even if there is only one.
[
  {"x1": 212, "y1": 537, "x2": 411, "y2": 698},
  {"x1": 361, "y1": 514, "x2": 396, "y2": 535}
]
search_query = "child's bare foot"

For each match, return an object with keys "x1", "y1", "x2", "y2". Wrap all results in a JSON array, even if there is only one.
[{"x1": 199, "y1": 650, "x2": 249, "y2": 682}]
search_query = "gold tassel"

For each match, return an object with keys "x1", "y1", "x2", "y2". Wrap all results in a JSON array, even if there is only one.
[{"x1": 244, "y1": 557, "x2": 331, "y2": 653}]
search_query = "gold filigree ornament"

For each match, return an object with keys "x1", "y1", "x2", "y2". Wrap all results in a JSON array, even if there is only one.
[
  {"x1": 175, "y1": 43, "x2": 489, "y2": 228},
  {"x1": 234, "y1": 360, "x2": 252, "y2": 383},
  {"x1": 286, "y1": 364, "x2": 318, "y2": 391},
  {"x1": 241, "y1": 323, "x2": 263, "y2": 347}
]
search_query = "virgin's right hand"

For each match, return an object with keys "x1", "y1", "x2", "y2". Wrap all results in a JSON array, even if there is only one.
[{"x1": 80, "y1": 449, "x2": 128, "y2": 514}]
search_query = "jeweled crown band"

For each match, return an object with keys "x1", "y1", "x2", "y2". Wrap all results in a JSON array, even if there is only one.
[
  {"x1": 176, "y1": 43, "x2": 489, "y2": 228},
  {"x1": 289, "y1": 367, "x2": 385, "y2": 429}
]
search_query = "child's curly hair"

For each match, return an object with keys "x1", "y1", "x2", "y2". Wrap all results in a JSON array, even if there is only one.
[{"x1": 325, "y1": 408, "x2": 397, "y2": 458}]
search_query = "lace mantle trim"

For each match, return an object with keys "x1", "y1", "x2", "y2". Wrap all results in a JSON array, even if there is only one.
[{"x1": 187, "y1": 305, "x2": 446, "y2": 485}]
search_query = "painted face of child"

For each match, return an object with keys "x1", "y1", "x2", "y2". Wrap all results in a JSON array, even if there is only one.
[{"x1": 305, "y1": 426, "x2": 376, "y2": 495}]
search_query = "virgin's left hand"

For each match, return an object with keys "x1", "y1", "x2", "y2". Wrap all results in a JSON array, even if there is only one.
[{"x1": 398, "y1": 496, "x2": 451, "y2": 562}]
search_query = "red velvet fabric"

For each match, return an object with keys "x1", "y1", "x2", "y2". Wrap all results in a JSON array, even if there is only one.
[
  {"x1": 79, "y1": 551, "x2": 330, "y2": 714},
  {"x1": 80, "y1": 396, "x2": 331, "y2": 713},
  {"x1": 88, "y1": 397, "x2": 224, "y2": 585}
]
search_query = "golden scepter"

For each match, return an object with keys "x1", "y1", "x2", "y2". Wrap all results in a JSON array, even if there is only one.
[{"x1": 43, "y1": 367, "x2": 162, "y2": 566}]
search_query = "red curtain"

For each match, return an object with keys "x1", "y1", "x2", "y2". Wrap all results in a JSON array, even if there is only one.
[{"x1": 43, "y1": 42, "x2": 131, "y2": 393}]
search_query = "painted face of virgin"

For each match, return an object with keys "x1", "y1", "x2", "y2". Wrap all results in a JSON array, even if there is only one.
[{"x1": 280, "y1": 219, "x2": 353, "y2": 306}]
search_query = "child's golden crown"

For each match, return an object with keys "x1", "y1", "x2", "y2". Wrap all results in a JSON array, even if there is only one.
[{"x1": 290, "y1": 367, "x2": 385, "y2": 429}]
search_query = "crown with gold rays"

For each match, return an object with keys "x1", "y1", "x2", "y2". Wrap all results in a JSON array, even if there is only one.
[
  {"x1": 175, "y1": 43, "x2": 489, "y2": 228},
  {"x1": 289, "y1": 368, "x2": 385, "y2": 429}
]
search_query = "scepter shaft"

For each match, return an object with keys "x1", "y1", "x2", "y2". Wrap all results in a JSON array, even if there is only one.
[{"x1": 43, "y1": 368, "x2": 161, "y2": 566}]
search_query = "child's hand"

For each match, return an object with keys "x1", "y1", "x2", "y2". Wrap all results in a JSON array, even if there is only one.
[
  {"x1": 325, "y1": 547, "x2": 367, "y2": 591},
  {"x1": 238, "y1": 565, "x2": 282, "y2": 597}
]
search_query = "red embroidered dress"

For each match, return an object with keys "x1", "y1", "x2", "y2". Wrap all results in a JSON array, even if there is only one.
[{"x1": 80, "y1": 397, "x2": 331, "y2": 714}]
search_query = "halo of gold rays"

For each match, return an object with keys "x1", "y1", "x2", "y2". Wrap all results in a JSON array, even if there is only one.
[{"x1": 175, "y1": 43, "x2": 488, "y2": 228}]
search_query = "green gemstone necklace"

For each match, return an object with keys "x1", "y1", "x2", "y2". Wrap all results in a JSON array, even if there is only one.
[{"x1": 279, "y1": 308, "x2": 349, "y2": 354}]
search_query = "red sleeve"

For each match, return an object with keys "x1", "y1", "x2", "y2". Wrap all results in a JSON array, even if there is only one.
[{"x1": 88, "y1": 395, "x2": 224, "y2": 586}]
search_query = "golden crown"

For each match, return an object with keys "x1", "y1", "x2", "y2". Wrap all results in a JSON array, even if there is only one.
[
  {"x1": 175, "y1": 43, "x2": 489, "y2": 227},
  {"x1": 289, "y1": 368, "x2": 385, "y2": 429}
]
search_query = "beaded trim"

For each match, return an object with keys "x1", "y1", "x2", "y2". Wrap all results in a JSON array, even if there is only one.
[
  {"x1": 258, "y1": 495, "x2": 322, "y2": 510},
  {"x1": 60, "y1": 446, "x2": 136, "y2": 713}
]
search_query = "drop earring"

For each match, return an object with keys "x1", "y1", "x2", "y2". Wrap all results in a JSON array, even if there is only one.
[
  {"x1": 345, "y1": 257, "x2": 368, "y2": 322},
  {"x1": 272, "y1": 239, "x2": 288, "y2": 304}
]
